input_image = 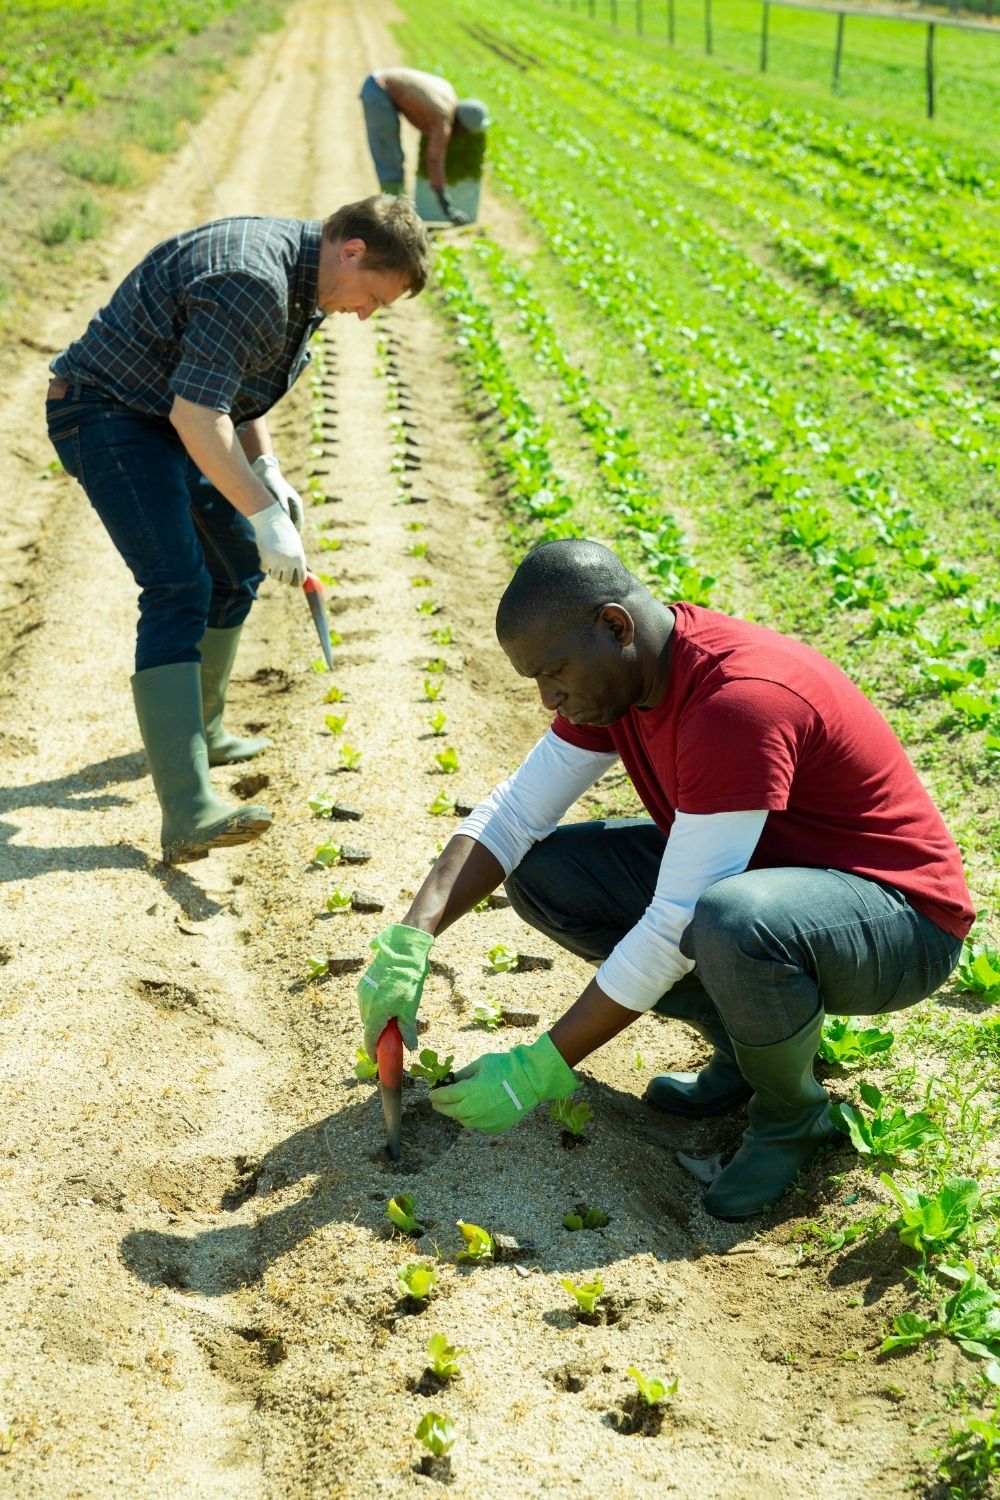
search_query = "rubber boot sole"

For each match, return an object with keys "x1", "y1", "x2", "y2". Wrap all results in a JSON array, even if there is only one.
[{"x1": 163, "y1": 807, "x2": 271, "y2": 865}]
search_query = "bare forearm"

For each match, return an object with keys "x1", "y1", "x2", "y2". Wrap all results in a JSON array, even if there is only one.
[
  {"x1": 169, "y1": 396, "x2": 272, "y2": 517},
  {"x1": 402, "y1": 835, "x2": 504, "y2": 935},
  {"x1": 549, "y1": 977, "x2": 639, "y2": 1068},
  {"x1": 238, "y1": 416, "x2": 273, "y2": 464}
]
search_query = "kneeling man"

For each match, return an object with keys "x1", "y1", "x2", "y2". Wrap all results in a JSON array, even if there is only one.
[{"x1": 357, "y1": 540, "x2": 972, "y2": 1219}]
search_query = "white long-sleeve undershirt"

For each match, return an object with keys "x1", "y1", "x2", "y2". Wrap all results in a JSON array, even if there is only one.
[{"x1": 456, "y1": 728, "x2": 767, "y2": 1012}]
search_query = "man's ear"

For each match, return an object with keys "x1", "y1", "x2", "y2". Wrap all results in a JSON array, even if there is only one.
[
  {"x1": 338, "y1": 237, "x2": 367, "y2": 263},
  {"x1": 599, "y1": 604, "x2": 635, "y2": 647}
]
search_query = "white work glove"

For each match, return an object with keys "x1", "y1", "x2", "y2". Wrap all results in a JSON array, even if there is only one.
[
  {"x1": 248, "y1": 501, "x2": 308, "y2": 586},
  {"x1": 251, "y1": 454, "x2": 304, "y2": 532}
]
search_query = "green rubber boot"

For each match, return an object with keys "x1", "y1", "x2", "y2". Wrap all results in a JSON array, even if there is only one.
[
  {"x1": 131, "y1": 663, "x2": 272, "y2": 865},
  {"x1": 644, "y1": 990, "x2": 752, "y2": 1117},
  {"x1": 704, "y1": 1010, "x2": 836, "y2": 1222},
  {"x1": 199, "y1": 626, "x2": 270, "y2": 766}
]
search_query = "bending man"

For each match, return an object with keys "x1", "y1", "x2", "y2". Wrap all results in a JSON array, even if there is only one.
[
  {"x1": 360, "y1": 67, "x2": 489, "y2": 225},
  {"x1": 358, "y1": 539, "x2": 972, "y2": 1220},
  {"x1": 47, "y1": 196, "x2": 429, "y2": 865}
]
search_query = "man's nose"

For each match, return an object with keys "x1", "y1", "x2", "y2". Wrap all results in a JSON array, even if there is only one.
[
  {"x1": 536, "y1": 678, "x2": 563, "y2": 712},
  {"x1": 356, "y1": 307, "x2": 372, "y2": 322}
]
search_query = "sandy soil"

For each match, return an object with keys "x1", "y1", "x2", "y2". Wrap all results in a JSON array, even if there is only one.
[{"x1": 0, "y1": 2, "x2": 969, "y2": 1496}]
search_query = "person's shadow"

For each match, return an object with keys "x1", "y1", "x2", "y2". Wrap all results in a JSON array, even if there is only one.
[
  {"x1": 120, "y1": 1075, "x2": 716, "y2": 1298},
  {"x1": 0, "y1": 751, "x2": 226, "y2": 918}
]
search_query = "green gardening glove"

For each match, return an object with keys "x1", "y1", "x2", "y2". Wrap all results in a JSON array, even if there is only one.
[
  {"x1": 429, "y1": 1034, "x2": 577, "y2": 1135},
  {"x1": 357, "y1": 924, "x2": 434, "y2": 1056}
]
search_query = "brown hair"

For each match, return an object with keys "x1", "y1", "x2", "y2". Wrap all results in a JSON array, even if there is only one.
[{"x1": 323, "y1": 195, "x2": 430, "y2": 296}]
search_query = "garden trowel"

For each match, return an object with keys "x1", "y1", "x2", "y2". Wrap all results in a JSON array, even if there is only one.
[
  {"x1": 376, "y1": 1017, "x2": 403, "y2": 1162},
  {"x1": 303, "y1": 570, "x2": 334, "y2": 670}
]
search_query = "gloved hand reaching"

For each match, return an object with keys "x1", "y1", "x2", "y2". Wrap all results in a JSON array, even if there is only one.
[
  {"x1": 435, "y1": 189, "x2": 469, "y2": 226},
  {"x1": 248, "y1": 501, "x2": 308, "y2": 586},
  {"x1": 430, "y1": 1034, "x2": 577, "y2": 1134},
  {"x1": 357, "y1": 924, "x2": 434, "y2": 1057},
  {"x1": 251, "y1": 453, "x2": 304, "y2": 531}
]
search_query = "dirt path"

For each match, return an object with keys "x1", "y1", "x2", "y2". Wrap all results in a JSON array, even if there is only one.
[{"x1": 0, "y1": 3, "x2": 960, "y2": 1496}]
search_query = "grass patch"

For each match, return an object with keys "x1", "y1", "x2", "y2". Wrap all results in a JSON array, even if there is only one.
[{"x1": 37, "y1": 193, "x2": 106, "y2": 246}]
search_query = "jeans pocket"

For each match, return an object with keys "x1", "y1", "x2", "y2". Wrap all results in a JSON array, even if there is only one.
[
  {"x1": 872, "y1": 943, "x2": 962, "y2": 1016},
  {"x1": 49, "y1": 427, "x2": 81, "y2": 479}
]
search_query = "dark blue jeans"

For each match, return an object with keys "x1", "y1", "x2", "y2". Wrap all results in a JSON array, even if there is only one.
[
  {"x1": 360, "y1": 73, "x2": 405, "y2": 188},
  {"x1": 46, "y1": 383, "x2": 264, "y2": 672},
  {"x1": 504, "y1": 819, "x2": 962, "y2": 1047}
]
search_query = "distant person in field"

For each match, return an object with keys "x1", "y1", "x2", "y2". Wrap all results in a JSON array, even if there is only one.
[
  {"x1": 356, "y1": 539, "x2": 972, "y2": 1221},
  {"x1": 46, "y1": 195, "x2": 429, "y2": 866},
  {"x1": 360, "y1": 66, "x2": 490, "y2": 225}
]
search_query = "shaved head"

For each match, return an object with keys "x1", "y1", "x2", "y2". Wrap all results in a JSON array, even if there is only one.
[{"x1": 496, "y1": 539, "x2": 647, "y2": 643}]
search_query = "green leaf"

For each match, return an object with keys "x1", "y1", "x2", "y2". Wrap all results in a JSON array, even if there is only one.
[
  {"x1": 488, "y1": 943, "x2": 519, "y2": 973},
  {"x1": 425, "y1": 1332, "x2": 464, "y2": 1381},
  {"x1": 561, "y1": 1275, "x2": 603, "y2": 1315},
  {"x1": 414, "y1": 1411, "x2": 456, "y2": 1457},
  {"x1": 627, "y1": 1366, "x2": 677, "y2": 1406},
  {"x1": 409, "y1": 1049, "x2": 455, "y2": 1088},
  {"x1": 455, "y1": 1221, "x2": 493, "y2": 1261},
  {"x1": 398, "y1": 1263, "x2": 437, "y2": 1302},
  {"x1": 353, "y1": 1047, "x2": 377, "y2": 1080},
  {"x1": 387, "y1": 1193, "x2": 423, "y2": 1236}
]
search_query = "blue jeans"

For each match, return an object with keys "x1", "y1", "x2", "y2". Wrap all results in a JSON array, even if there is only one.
[
  {"x1": 504, "y1": 819, "x2": 962, "y2": 1047},
  {"x1": 360, "y1": 73, "x2": 404, "y2": 188},
  {"x1": 46, "y1": 383, "x2": 264, "y2": 672}
]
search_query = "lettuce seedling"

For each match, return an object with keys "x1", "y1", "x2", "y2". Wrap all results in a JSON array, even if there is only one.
[
  {"x1": 323, "y1": 685, "x2": 346, "y2": 703},
  {"x1": 416, "y1": 600, "x2": 441, "y2": 616},
  {"x1": 423, "y1": 657, "x2": 445, "y2": 674},
  {"x1": 423, "y1": 677, "x2": 444, "y2": 702},
  {"x1": 832, "y1": 1083, "x2": 942, "y2": 1160},
  {"x1": 431, "y1": 626, "x2": 454, "y2": 646},
  {"x1": 354, "y1": 1047, "x2": 377, "y2": 1080},
  {"x1": 399, "y1": 1263, "x2": 438, "y2": 1302},
  {"x1": 415, "y1": 1412, "x2": 455, "y2": 1457},
  {"x1": 819, "y1": 1018, "x2": 895, "y2": 1065},
  {"x1": 561, "y1": 1275, "x2": 603, "y2": 1316},
  {"x1": 318, "y1": 536, "x2": 341, "y2": 552},
  {"x1": 339, "y1": 745, "x2": 362, "y2": 770},
  {"x1": 386, "y1": 1193, "x2": 424, "y2": 1236},
  {"x1": 428, "y1": 790, "x2": 455, "y2": 816},
  {"x1": 550, "y1": 1099, "x2": 594, "y2": 1136},
  {"x1": 434, "y1": 747, "x2": 459, "y2": 774},
  {"x1": 326, "y1": 888, "x2": 352, "y2": 912},
  {"x1": 472, "y1": 998, "x2": 503, "y2": 1031},
  {"x1": 411, "y1": 576, "x2": 432, "y2": 589},
  {"x1": 409, "y1": 1049, "x2": 455, "y2": 1088},
  {"x1": 325, "y1": 713, "x2": 348, "y2": 735},
  {"x1": 310, "y1": 658, "x2": 330, "y2": 674},
  {"x1": 456, "y1": 1222, "x2": 493, "y2": 1261},
  {"x1": 313, "y1": 841, "x2": 343, "y2": 868},
  {"x1": 305, "y1": 955, "x2": 329, "y2": 979},
  {"x1": 309, "y1": 792, "x2": 334, "y2": 817},
  {"x1": 583, "y1": 1207, "x2": 609, "y2": 1229},
  {"x1": 627, "y1": 1368, "x2": 678, "y2": 1406},
  {"x1": 956, "y1": 942, "x2": 1000, "y2": 998},
  {"x1": 409, "y1": 541, "x2": 428, "y2": 558},
  {"x1": 425, "y1": 1333, "x2": 464, "y2": 1381},
  {"x1": 881, "y1": 1173, "x2": 981, "y2": 1260},
  {"x1": 563, "y1": 1212, "x2": 584, "y2": 1232},
  {"x1": 488, "y1": 944, "x2": 518, "y2": 974},
  {"x1": 427, "y1": 709, "x2": 447, "y2": 736}
]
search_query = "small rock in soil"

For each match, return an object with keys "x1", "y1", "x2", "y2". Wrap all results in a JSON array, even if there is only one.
[
  {"x1": 339, "y1": 847, "x2": 371, "y2": 864},
  {"x1": 498, "y1": 1007, "x2": 541, "y2": 1028},
  {"x1": 491, "y1": 1233, "x2": 534, "y2": 1261},
  {"x1": 452, "y1": 795, "x2": 477, "y2": 816},
  {"x1": 325, "y1": 803, "x2": 363, "y2": 821},
  {"x1": 515, "y1": 954, "x2": 554, "y2": 973},
  {"x1": 486, "y1": 891, "x2": 510, "y2": 909},
  {"x1": 326, "y1": 956, "x2": 365, "y2": 976},
  {"x1": 350, "y1": 890, "x2": 384, "y2": 913}
]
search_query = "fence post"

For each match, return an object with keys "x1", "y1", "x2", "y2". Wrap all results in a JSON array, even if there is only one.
[
  {"x1": 832, "y1": 12, "x2": 845, "y2": 91},
  {"x1": 926, "y1": 22, "x2": 935, "y2": 117},
  {"x1": 705, "y1": 0, "x2": 713, "y2": 54},
  {"x1": 668, "y1": 0, "x2": 675, "y2": 43},
  {"x1": 760, "y1": 0, "x2": 770, "y2": 71}
]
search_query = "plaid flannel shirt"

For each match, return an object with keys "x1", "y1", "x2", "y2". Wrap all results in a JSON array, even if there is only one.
[{"x1": 51, "y1": 216, "x2": 325, "y2": 424}]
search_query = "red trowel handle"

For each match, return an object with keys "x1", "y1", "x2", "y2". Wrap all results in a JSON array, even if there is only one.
[{"x1": 376, "y1": 1017, "x2": 404, "y2": 1089}]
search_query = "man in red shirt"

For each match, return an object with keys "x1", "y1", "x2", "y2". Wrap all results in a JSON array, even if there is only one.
[{"x1": 357, "y1": 540, "x2": 971, "y2": 1219}]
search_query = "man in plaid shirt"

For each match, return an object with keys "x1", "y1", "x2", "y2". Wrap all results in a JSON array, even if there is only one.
[{"x1": 47, "y1": 195, "x2": 429, "y2": 865}]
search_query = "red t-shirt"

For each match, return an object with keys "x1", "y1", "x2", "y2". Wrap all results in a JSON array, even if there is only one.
[{"x1": 552, "y1": 603, "x2": 973, "y2": 940}]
